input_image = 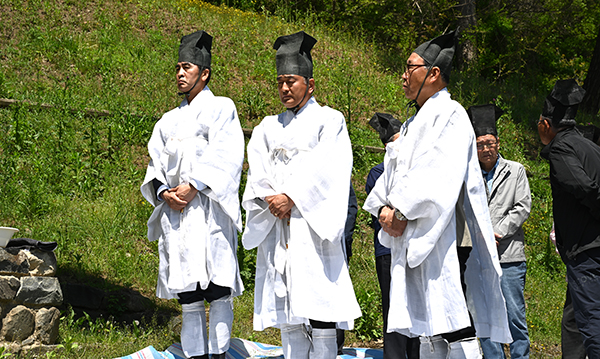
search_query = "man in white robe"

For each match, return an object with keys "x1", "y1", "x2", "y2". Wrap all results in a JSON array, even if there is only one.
[
  {"x1": 363, "y1": 30, "x2": 511, "y2": 358},
  {"x1": 242, "y1": 31, "x2": 361, "y2": 359},
  {"x1": 140, "y1": 30, "x2": 244, "y2": 359}
]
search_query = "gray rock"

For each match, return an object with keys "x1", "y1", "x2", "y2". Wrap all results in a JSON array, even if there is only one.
[
  {"x1": 35, "y1": 307, "x2": 60, "y2": 344},
  {"x1": 0, "y1": 276, "x2": 20, "y2": 301},
  {"x1": 16, "y1": 277, "x2": 63, "y2": 306},
  {"x1": 20, "y1": 343, "x2": 63, "y2": 357},
  {"x1": 0, "y1": 249, "x2": 29, "y2": 276},
  {"x1": 23, "y1": 250, "x2": 57, "y2": 277},
  {"x1": 1, "y1": 305, "x2": 35, "y2": 341}
]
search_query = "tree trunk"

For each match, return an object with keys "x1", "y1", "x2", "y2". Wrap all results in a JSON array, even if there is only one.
[
  {"x1": 456, "y1": 0, "x2": 477, "y2": 71},
  {"x1": 581, "y1": 27, "x2": 600, "y2": 118}
]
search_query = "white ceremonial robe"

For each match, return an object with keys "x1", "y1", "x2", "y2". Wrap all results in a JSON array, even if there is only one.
[
  {"x1": 363, "y1": 88, "x2": 511, "y2": 343},
  {"x1": 242, "y1": 97, "x2": 361, "y2": 331},
  {"x1": 141, "y1": 87, "x2": 244, "y2": 300}
]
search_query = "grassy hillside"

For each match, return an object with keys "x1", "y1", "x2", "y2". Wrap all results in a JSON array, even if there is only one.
[{"x1": 0, "y1": 0, "x2": 566, "y2": 357}]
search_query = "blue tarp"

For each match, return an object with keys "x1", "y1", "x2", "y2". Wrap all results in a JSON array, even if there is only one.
[{"x1": 117, "y1": 339, "x2": 383, "y2": 359}]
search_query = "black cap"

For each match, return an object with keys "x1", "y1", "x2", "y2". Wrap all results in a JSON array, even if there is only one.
[
  {"x1": 178, "y1": 30, "x2": 212, "y2": 68},
  {"x1": 273, "y1": 31, "x2": 317, "y2": 78},
  {"x1": 468, "y1": 104, "x2": 504, "y2": 138},
  {"x1": 369, "y1": 113, "x2": 403, "y2": 144},
  {"x1": 542, "y1": 79, "x2": 586, "y2": 127},
  {"x1": 413, "y1": 30, "x2": 457, "y2": 79}
]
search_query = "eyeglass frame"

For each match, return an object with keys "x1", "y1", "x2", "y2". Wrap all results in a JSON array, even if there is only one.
[
  {"x1": 537, "y1": 115, "x2": 551, "y2": 126},
  {"x1": 476, "y1": 140, "x2": 498, "y2": 151},
  {"x1": 404, "y1": 64, "x2": 428, "y2": 75}
]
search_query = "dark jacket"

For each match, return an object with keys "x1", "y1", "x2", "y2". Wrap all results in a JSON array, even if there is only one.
[
  {"x1": 541, "y1": 127, "x2": 600, "y2": 261},
  {"x1": 366, "y1": 162, "x2": 391, "y2": 257},
  {"x1": 343, "y1": 184, "x2": 358, "y2": 261}
]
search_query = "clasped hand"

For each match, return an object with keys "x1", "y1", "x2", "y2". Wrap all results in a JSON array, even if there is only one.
[
  {"x1": 161, "y1": 183, "x2": 198, "y2": 211},
  {"x1": 379, "y1": 205, "x2": 408, "y2": 237},
  {"x1": 266, "y1": 194, "x2": 294, "y2": 219}
]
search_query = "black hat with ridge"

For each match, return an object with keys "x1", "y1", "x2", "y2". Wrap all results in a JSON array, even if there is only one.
[
  {"x1": 178, "y1": 30, "x2": 212, "y2": 68},
  {"x1": 369, "y1": 113, "x2": 403, "y2": 144},
  {"x1": 273, "y1": 31, "x2": 317, "y2": 78},
  {"x1": 413, "y1": 29, "x2": 457, "y2": 79},
  {"x1": 468, "y1": 104, "x2": 504, "y2": 138},
  {"x1": 542, "y1": 79, "x2": 586, "y2": 127}
]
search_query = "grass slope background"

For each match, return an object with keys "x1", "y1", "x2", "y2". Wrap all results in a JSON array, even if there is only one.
[{"x1": 0, "y1": 0, "x2": 570, "y2": 357}]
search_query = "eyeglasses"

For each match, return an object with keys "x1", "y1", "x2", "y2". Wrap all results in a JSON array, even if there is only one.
[
  {"x1": 404, "y1": 64, "x2": 427, "y2": 75},
  {"x1": 538, "y1": 116, "x2": 549, "y2": 125},
  {"x1": 476, "y1": 141, "x2": 498, "y2": 150}
]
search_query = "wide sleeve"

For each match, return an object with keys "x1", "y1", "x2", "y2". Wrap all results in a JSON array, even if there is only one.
[
  {"x1": 495, "y1": 163, "x2": 531, "y2": 239},
  {"x1": 282, "y1": 110, "x2": 353, "y2": 242},
  {"x1": 388, "y1": 111, "x2": 472, "y2": 268},
  {"x1": 243, "y1": 121, "x2": 280, "y2": 201},
  {"x1": 241, "y1": 120, "x2": 279, "y2": 250},
  {"x1": 190, "y1": 98, "x2": 245, "y2": 230},
  {"x1": 140, "y1": 118, "x2": 169, "y2": 207},
  {"x1": 463, "y1": 148, "x2": 510, "y2": 343}
]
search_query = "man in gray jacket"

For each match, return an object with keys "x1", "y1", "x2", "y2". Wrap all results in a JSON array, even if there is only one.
[{"x1": 469, "y1": 104, "x2": 532, "y2": 359}]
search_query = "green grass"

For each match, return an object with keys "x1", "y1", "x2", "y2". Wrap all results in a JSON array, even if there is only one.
[{"x1": 0, "y1": 0, "x2": 574, "y2": 357}]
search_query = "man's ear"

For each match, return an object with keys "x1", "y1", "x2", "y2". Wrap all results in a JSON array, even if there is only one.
[
  {"x1": 428, "y1": 66, "x2": 441, "y2": 84},
  {"x1": 540, "y1": 118, "x2": 551, "y2": 132},
  {"x1": 308, "y1": 78, "x2": 315, "y2": 95},
  {"x1": 201, "y1": 68, "x2": 210, "y2": 82},
  {"x1": 537, "y1": 117, "x2": 556, "y2": 145}
]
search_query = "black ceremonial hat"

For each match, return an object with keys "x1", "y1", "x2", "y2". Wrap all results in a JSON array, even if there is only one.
[
  {"x1": 369, "y1": 113, "x2": 403, "y2": 144},
  {"x1": 413, "y1": 29, "x2": 457, "y2": 79},
  {"x1": 273, "y1": 31, "x2": 317, "y2": 78},
  {"x1": 178, "y1": 30, "x2": 212, "y2": 68},
  {"x1": 467, "y1": 104, "x2": 504, "y2": 138},
  {"x1": 542, "y1": 79, "x2": 586, "y2": 127}
]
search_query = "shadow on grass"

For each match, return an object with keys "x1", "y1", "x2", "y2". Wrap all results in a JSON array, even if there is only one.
[{"x1": 57, "y1": 262, "x2": 179, "y2": 328}]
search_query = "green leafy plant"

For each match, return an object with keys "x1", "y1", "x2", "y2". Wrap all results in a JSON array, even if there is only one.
[
  {"x1": 0, "y1": 347, "x2": 12, "y2": 358},
  {"x1": 353, "y1": 288, "x2": 383, "y2": 342}
]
